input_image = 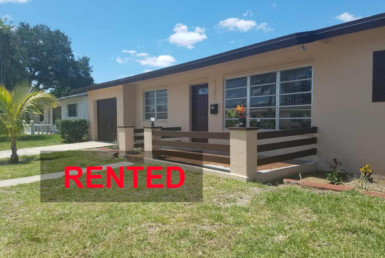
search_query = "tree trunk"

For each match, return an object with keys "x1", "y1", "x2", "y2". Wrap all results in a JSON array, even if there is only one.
[{"x1": 9, "y1": 128, "x2": 18, "y2": 163}]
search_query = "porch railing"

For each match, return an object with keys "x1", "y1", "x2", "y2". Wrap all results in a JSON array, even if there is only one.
[
  {"x1": 30, "y1": 121, "x2": 57, "y2": 135},
  {"x1": 257, "y1": 127, "x2": 317, "y2": 165},
  {"x1": 133, "y1": 127, "x2": 182, "y2": 149},
  {"x1": 143, "y1": 126, "x2": 318, "y2": 179},
  {"x1": 152, "y1": 130, "x2": 230, "y2": 164}
]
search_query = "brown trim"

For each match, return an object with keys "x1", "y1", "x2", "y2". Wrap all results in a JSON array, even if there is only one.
[
  {"x1": 134, "y1": 128, "x2": 144, "y2": 133},
  {"x1": 228, "y1": 127, "x2": 259, "y2": 131},
  {"x1": 143, "y1": 126, "x2": 162, "y2": 129},
  {"x1": 154, "y1": 149, "x2": 230, "y2": 164},
  {"x1": 257, "y1": 148, "x2": 317, "y2": 165},
  {"x1": 153, "y1": 140, "x2": 230, "y2": 154},
  {"x1": 134, "y1": 143, "x2": 144, "y2": 148},
  {"x1": 257, "y1": 127, "x2": 317, "y2": 140},
  {"x1": 117, "y1": 125, "x2": 134, "y2": 128},
  {"x1": 258, "y1": 137, "x2": 317, "y2": 152},
  {"x1": 134, "y1": 135, "x2": 144, "y2": 141},
  {"x1": 153, "y1": 130, "x2": 230, "y2": 140},
  {"x1": 162, "y1": 127, "x2": 182, "y2": 131}
]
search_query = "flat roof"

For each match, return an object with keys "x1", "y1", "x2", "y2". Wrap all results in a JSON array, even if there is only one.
[
  {"x1": 57, "y1": 92, "x2": 87, "y2": 100},
  {"x1": 76, "y1": 12, "x2": 385, "y2": 93}
]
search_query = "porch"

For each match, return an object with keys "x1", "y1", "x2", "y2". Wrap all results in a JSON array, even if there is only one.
[{"x1": 118, "y1": 126, "x2": 318, "y2": 182}]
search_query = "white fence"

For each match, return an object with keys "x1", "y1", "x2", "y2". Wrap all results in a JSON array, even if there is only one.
[{"x1": 30, "y1": 121, "x2": 57, "y2": 135}]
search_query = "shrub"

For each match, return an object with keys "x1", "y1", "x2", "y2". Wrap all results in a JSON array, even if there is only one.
[
  {"x1": 55, "y1": 119, "x2": 88, "y2": 143},
  {"x1": 326, "y1": 158, "x2": 344, "y2": 185}
]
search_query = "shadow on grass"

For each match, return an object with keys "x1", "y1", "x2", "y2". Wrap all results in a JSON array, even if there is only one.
[
  {"x1": 0, "y1": 135, "x2": 61, "y2": 143},
  {"x1": 0, "y1": 156, "x2": 36, "y2": 166}
]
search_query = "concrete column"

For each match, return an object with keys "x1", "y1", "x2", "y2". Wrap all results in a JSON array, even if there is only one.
[
  {"x1": 229, "y1": 127, "x2": 258, "y2": 180},
  {"x1": 144, "y1": 127, "x2": 162, "y2": 159},
  {"x1": 117, "y1": 126, "x2": 134, "y2": 153},
  {"x1": 31, "y1": 120, "x2": 35, "y2": 135}
]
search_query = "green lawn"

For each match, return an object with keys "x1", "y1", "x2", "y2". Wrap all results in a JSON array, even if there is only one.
[
  {"x1": 0, "y1": 151, "x2": 124, "y2": 180},
  {"x1": 0, "y1": 170, "x2": 384, "y2": 257},
  {"x1": 0, "y1": 134, "x2": 64, "y2": 151}
]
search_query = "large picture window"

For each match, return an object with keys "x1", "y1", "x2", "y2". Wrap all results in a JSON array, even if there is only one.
[
  {"x1": 225, "y1": 66, "x2": 312, "y2": 129},
  {"x1": 144, "y1": 89, "x2": 168, "y2": 120}
]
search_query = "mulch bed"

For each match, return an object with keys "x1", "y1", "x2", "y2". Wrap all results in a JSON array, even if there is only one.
[{"x1": 284, "y1": 178, "x2": 385, "y2": 198}]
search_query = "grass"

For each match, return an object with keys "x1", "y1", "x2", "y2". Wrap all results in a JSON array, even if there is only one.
[
  {"x1": 0, "y1": 151, "x2": 124, "y2": 180},
  {"x1": 0, "y1": 169, "x2": 384, "y2": 257},
  {"x1": 0, "y1": 134, "x2": 64, "y2": 151}
]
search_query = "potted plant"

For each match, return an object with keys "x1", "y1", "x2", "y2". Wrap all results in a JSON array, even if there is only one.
[{"x1": 234, "y1": 104, "x2": 247, "y2": 127}]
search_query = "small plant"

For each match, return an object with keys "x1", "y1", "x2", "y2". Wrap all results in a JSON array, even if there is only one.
[
  {"x1": 326, "y1": 158, "x2": 344, "y2": 185},
  {"x1": 358, "y1": 164, "x2": 374, "y2": 190}
]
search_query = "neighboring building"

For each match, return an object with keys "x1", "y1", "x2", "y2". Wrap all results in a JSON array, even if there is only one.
[
  {"x1": 33, "y1": 92, "x2": 88, "y2": 125},
  {"x1": 76, "y1": 13, "x2": 385, "y2": 177}
]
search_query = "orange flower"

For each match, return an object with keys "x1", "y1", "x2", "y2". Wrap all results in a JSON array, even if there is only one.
[{"x1": 234, "y1": 104, "x2": 247, "y2": 118}]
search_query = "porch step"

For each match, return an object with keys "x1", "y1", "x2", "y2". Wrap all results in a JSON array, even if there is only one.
[{"x1": 255, "y1": 160, "x2": 318, "y2": 183}]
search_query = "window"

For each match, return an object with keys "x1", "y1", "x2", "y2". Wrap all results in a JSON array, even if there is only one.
[
  {"x1": 372, "y1": 50, "x2": 385, "y2": 102},
  {"x1": 68, "y1": 104, "x2": 77, "y2": 117},
  {"x1": 144, "y1": 89, "x2": 168, "y2": 120},
  {"x1": 225, "y1": 66, "x2": 312, "y2": 129}
]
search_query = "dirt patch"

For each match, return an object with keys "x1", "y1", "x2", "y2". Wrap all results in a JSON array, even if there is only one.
[{"x1": 211, "y1": 187, "x2": 262, "y2": 207}]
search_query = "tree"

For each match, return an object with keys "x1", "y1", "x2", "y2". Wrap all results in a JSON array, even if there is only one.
[
  {"x1": 0, "y1": 22, "x2": 94, "y2": 97},
  {"x1": 0, "y1": 20, "x2": 26, "y2": 89},
  {"x1": 0, "y1": 84, "x2": 57, "y2": 163}
]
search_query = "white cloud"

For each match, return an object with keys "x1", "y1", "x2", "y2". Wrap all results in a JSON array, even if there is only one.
[
  {"x1": 117, "y1": 49, "x2": 176, "y2": 68},
  {"x1": 243, "y1": 10, "x2": 253, "y2": 17},
  {"x1": 218, "y1": 18, "x2": 272, "y2": 32},
  {"x1": 168, "y1": 23, "x2": 207, "y2": 49},
  {"x1": 116, "y1": 57, "x2": 130, "y2": 64},
  {"x1": 122, "y1": 49, "x2": 136, "y2": 54},
  {"x1": 335, "y1": 12, "x2": 361, "y2": 23},
  {"x1": 256, "y1": 22, "x2": 273, "y2": 32},
  {"x1": 136, "y1": 55, "x2": 176, "y2": 68},
  {"x1": 143, "y1": 69, "x2": 153, "y2": 73},
  {"x1": 0, "y1": 0, "x2": 29, "y2": 3},
  {"x1": 136, "y1": 52, "x2": 148, "y2": 57}
]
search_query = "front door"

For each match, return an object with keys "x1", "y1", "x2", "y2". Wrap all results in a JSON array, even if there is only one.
[
  {"x1": 97, "y1": 98, "x2": 117, "y2": 142},
  {"x1": 191, "y1": 84, "x2": 208, "y2": 142}
]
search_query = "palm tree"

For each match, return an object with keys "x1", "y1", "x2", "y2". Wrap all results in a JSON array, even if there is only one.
[{"x1": 0, "y1": 84, "x2": 57, "y2": 163}]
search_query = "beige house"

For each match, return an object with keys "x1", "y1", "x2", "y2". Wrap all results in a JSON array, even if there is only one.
[{"x1": 77, "y1": 13, "x2": 385, "y2": 177}]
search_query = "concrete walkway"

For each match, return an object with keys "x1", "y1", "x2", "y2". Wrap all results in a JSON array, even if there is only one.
[
  {"x1": 0, "y1": 161, "x2": 133, "y2": 188},
  {"x1": 0, "y1": 141, "x2": 113, "y2": 159}
]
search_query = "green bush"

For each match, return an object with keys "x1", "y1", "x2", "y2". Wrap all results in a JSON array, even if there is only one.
[
  {"x1": 326, "y1": 158, "x2": 344, "y2": 185},
  {"x1": 55, "y1": 119, "x2": 88, "y2": 143}
]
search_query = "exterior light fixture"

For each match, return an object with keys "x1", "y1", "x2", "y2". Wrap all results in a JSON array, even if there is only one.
[
  {"x1": 150, "y1": 117, "x2": 155, "y2": 127},
  {"x1": 300, "y1": 44, "x2": 306, "y2": 51}
]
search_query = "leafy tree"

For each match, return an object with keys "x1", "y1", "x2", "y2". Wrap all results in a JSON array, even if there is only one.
[
  {"x1": 0, "y1": 22, "x2": 93, "y2": 97},
  {"x1": 0, "y1": 83, "x2": 57, "y2": 163},
  {"x1": 0, "y1": 20, "x2": 26, "y2": 89}
]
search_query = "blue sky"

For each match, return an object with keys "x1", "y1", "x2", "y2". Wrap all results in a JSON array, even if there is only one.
[{"x1": 1, "y1": 0, "x2": 385, "y2": 84}]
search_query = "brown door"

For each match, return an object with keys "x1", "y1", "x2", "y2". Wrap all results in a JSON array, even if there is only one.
[
  {"x1": 191, "y1": 84, "x2": 208, "y2": 142},
  {"x1": 97, "y1": 98, "x2": 117, "y2": 142}
]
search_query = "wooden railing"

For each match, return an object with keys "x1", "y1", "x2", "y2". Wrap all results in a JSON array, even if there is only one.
[
  {"x1": 134, "y1": 127, "x2": 182, "y2": 149},
  {"x1": 148, "y1": 127, "x2": 317, "y2": 167},
  {"x1": 152, "y1": 130, "x2": 230, "y2": 164},
  {"x1": 257, "y1": 127, "x2": 317, "y2": 166}
]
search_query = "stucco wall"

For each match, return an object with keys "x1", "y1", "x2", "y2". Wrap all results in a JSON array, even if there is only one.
[
  {"x1": 88, "y1": 26, "x2": 385, "y2": 177},
  {"x1": 58, "y1": 96, "x2": 88, "y2": 121}
]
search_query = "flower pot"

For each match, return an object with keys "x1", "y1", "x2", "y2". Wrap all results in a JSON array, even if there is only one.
[{"x1": 238, "y1": 118, "x2": 246, "y2": 127}]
